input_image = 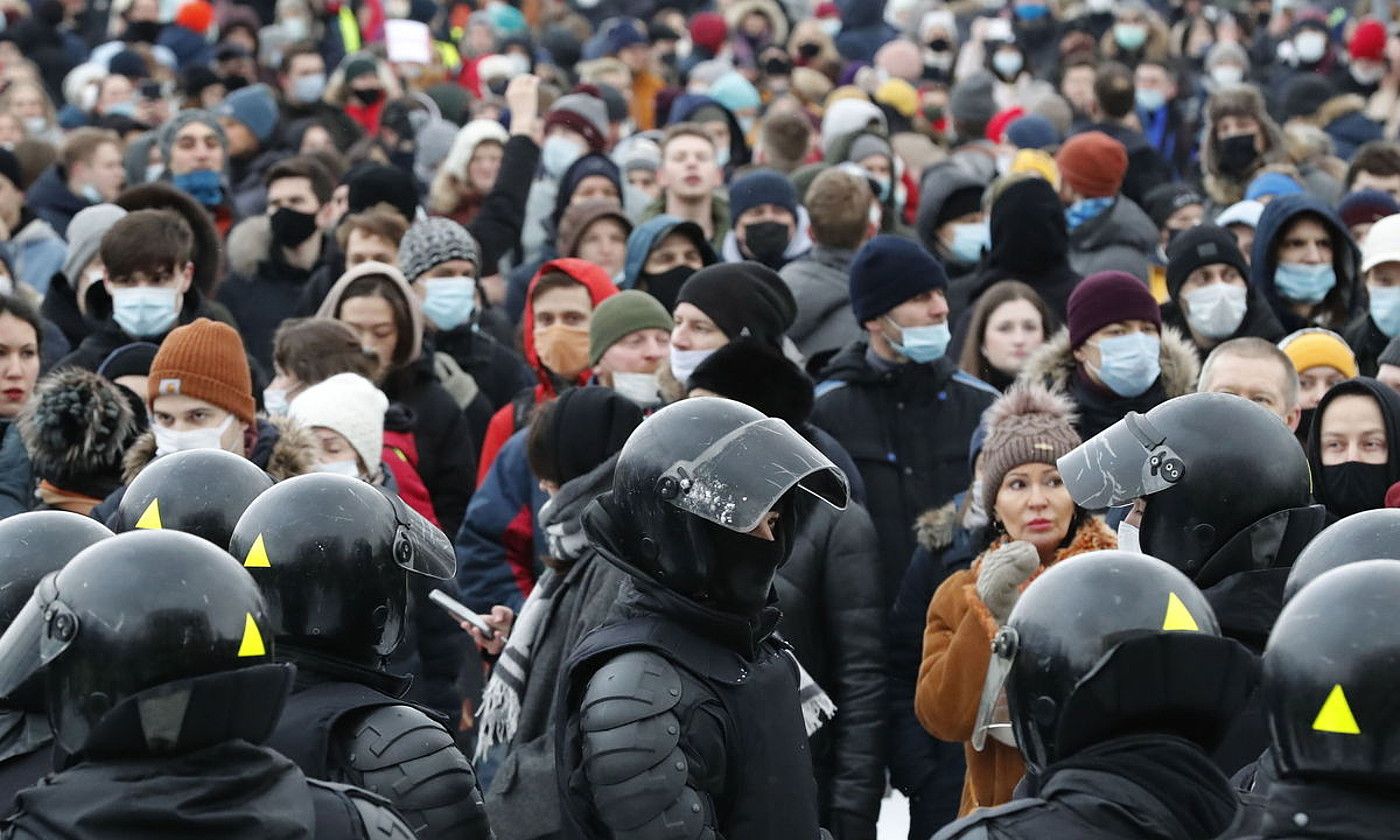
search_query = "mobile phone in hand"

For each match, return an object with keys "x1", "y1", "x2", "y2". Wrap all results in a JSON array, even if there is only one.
[{"x1": 429, "y1": 589, "x2": 496, "y2": 640}]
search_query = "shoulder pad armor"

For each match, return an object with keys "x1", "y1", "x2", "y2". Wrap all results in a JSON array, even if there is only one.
[
  {"x1": 581, "y1": 650, "x2": 684, "y2": 732},
  {"x1": 306, "y1": 779, "x2": 417, "y2": 840},
  {"x1": 341, "y1": 705, "x2": 492, "y2": 840}
]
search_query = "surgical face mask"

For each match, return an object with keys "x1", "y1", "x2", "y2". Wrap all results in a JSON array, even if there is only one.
[
  {"x1": 541, "y1": 135, "x2": 584, "y2": 179},
  {"x1": 874, "y1": 177, "x2": 892, "y2": 202},
  {"x1": 110, "y1": 286, "x2": 179, "y2": 338},
  {"x1": 1089, "y1": 332, "x2": 1161, "y2": 398},
  {"x1": 79, "y1": 184, "x2": 103, "y2": 204},
  {"x1": 1274, "y1": 262, "x2": 1336, "y2": 305},
  {"x1": 887, "y1": 318, "x2": 951, "y2": 364},
  {"x1": 715, "y1": 145, "x2": 731, "y2": 169},
  {"x1": 21, "y1": 115, "x2": 45, "y2": 135},
  {"x1": 1014, "y1": 4, "x2": 1048, "y2": 21},
  {"x1": 534, "y1": 323, "x2": 591, "y2": 376},
  {"x1": 820, "y1": 19, "x2": 841, "y2": 37},
  {"x1": 1086, "y1": 0, "x2": 1113, "y2": 13},
  {"x1": 263, "y1": 387, "x2": 288, "y2": 417},
  {"x1": 669, "y1": 345, "x2": 714, "y2": 386},
  {"x1": 421, "y1": 277, "x2": 476, "y2": 331},
  {"x1": 1370, "y1": 285, "x2": 1400, "y2": 337},
  {"x1": 144, "y1": 163, "x2": 163, "y2": 183},
  {"x1": 992, "y1": 50, "x2": 1023, "y2": 79},
  {"x1": 1116, "y1": 518, "x2": 1142, "y2": 553},
  {"x1": 1135, "y1": 87, "x2": 1167, "y2": 112},
  {"x1": 290, "y1": 72, "x2": 327, "y2": 104},
  {"x1": 1183, "y1": 283, "x2": 1248, "y2": 339},
  {"x1": 314, "y1": 459, "x2": 362, "y2": 478},
  {"x1": 1210, "y1": 65, "x2": 1245, "y2": 87},
  {"x1": 283, "y1": 16, "x2": 310, "y2": 40},
  {"x1": 1294, "y1": 30, "x2": 1328, "y2": 64},
  {"x1": 1352, "y1": 61, "x2": 1387, "y2": 86},
  {"x1": 1114, "y1": 23, "x2": 1148, "y2": 52},
  {"x1": 106, "y1": 99, "x2": 137, "y2": 118},
  {"x1": 948, "y1": 221, "x2": 990, "y2": 264},
  {"x1": 154, "y1": 414, "x2": 235, "y2": 458},
  {"x1": 611, "y1": 370, "x2": 661, "y2": 405}
]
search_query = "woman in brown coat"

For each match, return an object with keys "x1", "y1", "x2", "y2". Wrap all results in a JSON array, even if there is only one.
[{"x1": 914, "y1": 383, "x2": 1115, "y2": 817}]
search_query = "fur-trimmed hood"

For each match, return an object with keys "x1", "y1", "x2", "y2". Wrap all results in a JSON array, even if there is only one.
[
  {"x1": 1017, "y1": 325, "x2": 1201, "y2": 398},
  {"x1": 1200, "y1": 86, "x2": 1287, "y2": 206},
  {"x1": 225, "y1": 214, "x2": 272, "y2": 278},
  {"x1": 121, "y1": 415, "x2": 318, "y2": 484},
  {"x1": 915, "y1": 501, "x2": 961, "y2": 553}
]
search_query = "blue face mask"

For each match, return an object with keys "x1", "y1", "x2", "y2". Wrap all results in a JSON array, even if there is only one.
[
  {"x1": 948, "y1": 221, "x2": 990, "y2": 265},
  {"x1": 172, "y1": 169, "x2": 223, "y2": 208},
  {"x1": 1274, "y1": 262, "x2": 1336, "y2": 304},
  {"x1": 1114, "y1": 23, "x2": 1148, "y2": 51},
  {"x1": 541, "y1": 135, "x2": 584, "y2": 179},
  {"x1": 1015, "y1": 4, "x2": 1049, "y2": 21},
  {"x1": 1089, "y1": 331, "x2": 1161, "y2": 398},
  {"x1": 1370, "y1": 285, "x2": 1400, "y2": 337},
  {"x1": 421, "y1": 277, "x2": 477, "y2": 331},
  {"x1": 874, "y1": 177, "x2": 892, "y2": 202},
  {"x1": 110, "y1": 286, "x2": 179, "y2": 338},
  {"x1": 1135, "y1": 87, "x2": 1167, "y2": 112},
  {"x1": 715, "y1": 145, "x2": 731, "y2": 169},
  {"x1": 1065, "y1": 196, "x2": 1114, "y2": 231},
  {"x1": 887, "y1": 318, "x2": 951, "y2": 363}
]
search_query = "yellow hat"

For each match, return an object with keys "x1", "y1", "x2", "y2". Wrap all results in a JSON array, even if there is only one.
[
  {"x1": 875, "y1": 78, "x2": 918, "y2": 119},
  {"x1": 1010, "y1": 149, "x2": 1060, "y2": 190},
  {"x1": 1279, "y1": 328, "x2": 1360, "y2": 378},
  {"x1": 825, "y1": 85, "x2": 869, "y2": 107}
]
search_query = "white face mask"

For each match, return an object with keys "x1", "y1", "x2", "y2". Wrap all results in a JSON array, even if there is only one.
[
  {"x1": 611, "y1": 370, "x2": 661, "y2": 405},
  {"x1": 1116, "y1": 518, "x2": 1142, "y2": 553},
  {"x1": 1294, "y1": 30, "x2": 1328, "y2": 64},
  {"x1": 263, "y1": 387, "x2": 289, "y2": 417},
  {"x1": 669, "y1": 346, "x2": 715, "y2": 387},
  {"x1": 1183, "y1": 282, "x2": 1249, "y2": 339},
  {"x1": 314, "y1": 459, "x2": 362, "y2": 478},
  {"x1": 1210, "y1": 65, "x2": 1244, "y2": 87},
  {"x1": 153, "y1": 414, "x2": 235, "y2": 458}
]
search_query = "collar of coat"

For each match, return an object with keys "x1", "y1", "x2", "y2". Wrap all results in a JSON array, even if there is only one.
[{"x1": 1017, "y1": 325, "x2": 1201, "y2": 399}]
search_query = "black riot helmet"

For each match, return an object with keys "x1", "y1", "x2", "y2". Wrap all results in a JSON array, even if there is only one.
[
  {"x1": 113, "y1": 449, "x2": 274, "y2": 548},
  {"x1": 1284, "y1": 508, "x2": 1400, "y2": 603},
  {"x1": 0, "y1": 512, "x2": 113, "y2": 633},
  {"x1": 228, "y1": 473, "x2": 455, "y2": 665},
  {"x1": 0, "y1": 530, "x2": 275, "y2": 755},
  {"x1": 973, "y1": 550, "x2": 1257, "y2": 774},
  {"x1": 1058, "y1": 393, "x2": 1323, "y2": 587},
  {"x1": 594, "y1": 396, "x2": 849, "y2": 615},
  {"x1": 1265, "y1": 560, "x2": 1400, "y2": 784}
]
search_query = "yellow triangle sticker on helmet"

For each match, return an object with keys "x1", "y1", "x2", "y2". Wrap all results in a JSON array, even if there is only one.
[
  {"x1": 1312, "y1": 684, "x2": 1361, "y2": 735},
  {"x1": 237, "y1": 613, "x2": 265, "y2": 658},
  {"x1": 1162, "y1": 592, "x2": 1200, "y2": 631},
  {"x1": 134, "y1": 499, "x2": 162, "y2": 530},
  {"x1": 243, "y1": 534, "x2": 270, "y2": 568}
]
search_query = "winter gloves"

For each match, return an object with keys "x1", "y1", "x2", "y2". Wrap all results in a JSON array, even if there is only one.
[{"x1": 976, "y1": 540, "x2": 1040, "y2": 624}]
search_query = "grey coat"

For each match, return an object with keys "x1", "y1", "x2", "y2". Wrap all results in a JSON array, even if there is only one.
[
  {"x1": 1066, "y1": 197, "x2": 1158, "y2": 283},
  {"x1": 780, "y1": 246, "x2": 863, "y2": 360}
]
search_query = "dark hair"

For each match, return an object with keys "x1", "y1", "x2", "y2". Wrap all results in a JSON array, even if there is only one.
[
  {"x1": 759, "y1": 112, "x2": 812, "y2": 172},
  {"x1": 336, "y1": 274, "x2": 415, "y2": 370},
  {"x1": 1094, "y1": 62, "x2": 1135, "y2": 120},
  {"x1": 272, "y1": 317, "x2": 378, "y2": 385},
  {"x1": 100, "y1": 209, "x2": 193, "y2": 282},
  {"x1": 279, "y1": 42, "x2": 324, "y2": 76},
  {"x1": 0, "y1": 294, "x2": 42, "y2": 354},
  {"x1": 532, "y1": 270, "x2": 585, "y2": 303},
  {"x1": 1346, "y1": 141, "x2": 1400, "y2": 189},
  {"x1": 958, "y1": 280, "x2": 1052, "y2": 381},
  {"x1": 267, "y1": 154, "x2": 335, "y2": 203}
]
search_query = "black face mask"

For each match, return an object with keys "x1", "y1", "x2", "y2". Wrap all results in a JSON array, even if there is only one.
[
  {"x1": 699, "y1": 494, "x2": 794, "y2": 616},
  {"x1": 742, "y1": 221, "x2": 791, "y2": 268},
  {"x1": 927, "y1": 37, "x2": 951, "y2": 52},
  {"x1": 764, "y1": 56, "x2": 792, "y2": 76},
  {"x1": 351, "y1": 87, "x2": 385, "y2": 106},
  {"x1": 1321, "y1": 461, "x2": 1392, "y2": 518},
  {"x1": 486, "y1": 78, "x2": 508, "y2": 96},
  {"x1": 269, "y1": 207, "x2": 319, "y2": 249},
  {"x1": 1217, "y1": 133, "x2": 1260, "y2": 179},
  {"x1": 1295, "y1": 407, "x2": 1315, "y2": 446},
  {"x1": 124, "y1": 20, "x2": 162, "y2": 42},
  {"x1": 639, "y1": 265, "x2": 695, "y2": 313},
  {"x1": 798, "y1": 42, "x2": 822, "y2": 59},
  {"x1": 221, "y1": 74, "x2": 250, "y2": 93}
]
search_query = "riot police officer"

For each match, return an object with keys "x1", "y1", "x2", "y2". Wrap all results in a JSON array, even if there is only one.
[
  {"x1": 0, "y1": 529, "x2": 415, "y2": 838},
  {"x1": 0, "y1": 512, "x2": 112, "y2": 803},
  {"x1": 1058, "y1": 393, "x2": 1326, "y2": 770},
  {"x1": 229, "y1": 473, "x2": 492, "y2": 840},
  {"x1": 111, "y1": 448, "x2": 274, "y2": 546},
  {"x1": 1224, "y1": 559, "x2": 1400, "y2": 838},
  {"x1": 934, "y1": 550, "x2": 1256, "y2": 840},
  {"x1": 553, "y1": 397, "x2": 851, "y2": 840}
]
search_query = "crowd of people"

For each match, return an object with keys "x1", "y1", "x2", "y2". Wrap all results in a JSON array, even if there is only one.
[{"x1": 0, "y1": 0, "x2": 1395, "y2": 836}]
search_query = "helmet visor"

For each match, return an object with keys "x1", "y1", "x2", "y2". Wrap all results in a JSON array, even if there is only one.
[
  {"x1": 0, "y1": 574, "x2": 75, "y2": 701},
  {"x1": 659, "y1": 418, "x2": 850, "y2": 533},
  {"x1": 972, "y1": 625, "x2": 1019, "y2": 752},
  {"x1": 383, "y1": 489, "x2": 456, "y2": 580},
  {"x1": 1056, "y1": 411, "x2": 1186, "y2": 510}
]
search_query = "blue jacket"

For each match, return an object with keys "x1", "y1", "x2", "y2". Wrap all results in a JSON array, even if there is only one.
[
  {"x1": 454, "y1": 430, "x2": 548, "y2": 613},
  {"x1": 834, "y1": 0, "x2": 897, "y2": 63},
  {"x1": 156, "y1": 25, "x2": 214, "y2": 70},
  {"x1": 26, "y1": 165, "x2": 88, "y2": 239},
  {"x1": 7, "y1": 215, "x2": 66, "y2": 297},
  {"x1": 1249, "y1": 193, "x2": 1361, "y2": 333}
]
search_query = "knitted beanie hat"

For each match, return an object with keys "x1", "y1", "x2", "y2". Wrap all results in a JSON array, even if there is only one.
[
  {"x1": 949, "y1": 71, "x2": 997, "y2": 127},
  {"x1": 980, "y1": 383, "x2": 1082, "y2": 512},
  {"x1": 216, "y1": 84, "x2": 279, "y2": 146},
  {"x1": 159, "y1": 109, "x2": 227, "y2": 164},
  {"x1": 1066, "y1": 271, "x2": 1162, "y2": 349},
  {"x1": 1056, "y1": 131, "x2": 1128, "y2": 198},
  {"x1": 62, "y1": 204, "x2": 127, "y2": 283},
  {"x1": 590, "y1": 289, "x2": 673, "y2": 365},
  {"x1": 1279, "y1": 328, "x2": 1359, "y2": 377},
  {"x1": 19, "y1": 367, "x2": 141, "y2": 499},
  {"x1": 544, "y1": 89, "x2": 610, "y2": 154},
  {"x1": 1165, "y1": 224, "x2": 1250, "y2": 301},
  {"x1": 728, "y1": 168, "x2": 799, "y2": 225},
  {"x1": 848, "y1": 235, "x2": 948, "y2": 324},
  {"x1": 398, "y1": 217, "x2": 481, "y2": 283},
  {"x1": 557, "y1": 199, "x2": 632, "y2": 259},
  {"x1": 147, "y1": 318, "x2": 255, "y2": 426},
  {"x1": 288, "y1": 373, "x2": 388, "y2": 472}
]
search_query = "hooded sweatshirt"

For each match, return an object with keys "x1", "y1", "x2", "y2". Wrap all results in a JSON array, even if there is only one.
[
  {"x1": 475, "y1": 259, "x2": 618, "y2": 484},
  {"x1": 1249, "y1": 194, "x2": 1361, "y2": 334},
  {"x1": 1304, "y1": 377, "x2": 1400, "y2": 521},
  {"x1": 621, "y1": 215, "x2": 719, "y2": 313}
]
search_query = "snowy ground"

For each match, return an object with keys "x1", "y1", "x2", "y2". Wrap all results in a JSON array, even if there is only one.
[{"x1": 877, "y1": 790, "x2": 911, "y2": 839}]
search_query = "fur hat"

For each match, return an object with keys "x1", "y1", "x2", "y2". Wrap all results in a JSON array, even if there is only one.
[
  {"x1": 686, "y1": 338, "x2": 815, "y2": 428},
  {"x1": 19, "y1": 368, "x2": 142, "y2": 499},
  {"x1": 980, "y1": 383, "x2": 1081, "y2": 512}
]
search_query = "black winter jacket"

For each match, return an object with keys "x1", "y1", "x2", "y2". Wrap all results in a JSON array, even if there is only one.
[
  {"x1": 382, "y1": 355, "x2": 480, "y2": 539},
  {"x1": 774, "y1": 498, "x2": 886, "y2": 840},
  {"x1": 1223, "y1": 777, "x2": 1400, "y2": 839},
  {"x1": 1342, "y1": 312, "x2": 1389, "y2": 377},
  {"x1": 812, "y1": 347, "x2": 997, "y2": 605},
  {"x1": 430, "y1": 325, "x2": 534, "y2": 414}
]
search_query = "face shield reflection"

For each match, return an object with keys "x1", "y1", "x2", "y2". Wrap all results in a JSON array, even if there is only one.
[
  {"x1": 0, "y1": 574, "x2": 76, "y2": 701},
  {"x1": 1057, "y1": 411, "x2": 1185, "y2": 510}
]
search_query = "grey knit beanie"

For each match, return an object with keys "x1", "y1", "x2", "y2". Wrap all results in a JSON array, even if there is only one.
[
  {"x1": 158, "y1": 109, "x2": 227, "y2": 164},
  {"x1": 398, "y1": 217, "x2": 482, "y2": 284},
  {"x1": 62, "y1": 204, "x2": 127, "y2": 282},
  {"x1": 950, "y1": 71, "x2": 997, "y2": 128},
  {"x1": 981, "y1": 384, "x2": 1083, "y2": 513}
]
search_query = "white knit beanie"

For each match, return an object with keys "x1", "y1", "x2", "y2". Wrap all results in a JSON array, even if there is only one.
[{"x1": 288, "y1": 373, "x2": 388, "y2": 473}]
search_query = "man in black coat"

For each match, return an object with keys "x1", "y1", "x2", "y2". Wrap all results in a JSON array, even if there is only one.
[{"x1": 813, "y1": 236, "x2": 997, "y2": 605}]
